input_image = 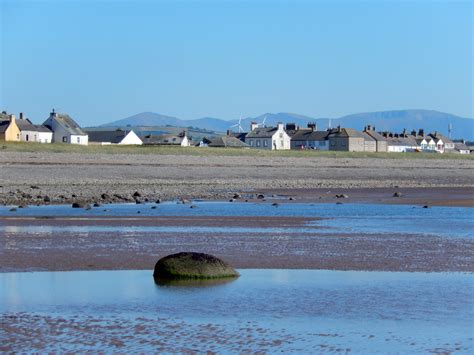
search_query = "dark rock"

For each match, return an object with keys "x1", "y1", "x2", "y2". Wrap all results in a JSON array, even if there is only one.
[
  {"x1": 393, "y1": 192, "x2": 403, "y2": 197},
  {"x1": 71, "y1": 194, "x2": 77, "y2": 198},
  {"x1": 229, "y1": 198, "x2": 235, "y2": 202},
  {"x1": 18, "y1": 205, "x2": 27, "y2": 209},
  {"x1": 256, "y1": 194, "x2": 265, "y2": 199},
  {"x1": 233, "y1": 193, "x2": 241, "y2": 199},
  {"x1": 190, "y1": 205, "x2": 197, "y2": 208},
  {"x1": 272, "y1": 202, "x2": 279, "y2": 206},
  {"x1": 135, "y1": 199, "x2": 142, "y2": 204},
  {"x1": 9, "y1": 208, "x2": 17, "y2": 212},
  {"x1": 151, "y1": 206, "x2": 157, "y2": 209},
  {"x1": 30, "y1": 185, "x2": 39, "y2": 189},
  {"x1": 144, "y1": 198, "x2": 149, "y2": 202},
  {"x1": 72, "y1": 202, "x2": 90, "y2": 209},
  {"x1": 336, "y1": 202, "x2": 343, "y2": 205},
  {"x1": 423, "y1": 205, "x2": 429, "y2": 208},
  {"x1": 133, "y1": 191, "x2": 141, "y2": 198},
  {"x1": 155, "y1": 199, "x2": 162, "y2": 204},
  {"x1": 289, "y1": 197, "x2": 295, "y2": 201},
  {"x1": 137, "y1": 211, "x2": 141, "y2": 214},
  {"x1": 43, "y1": 196, "x2": 51, "y2": 203},
  {"x1": 93, "y1": 203, "x2": 101, "y2": 207},
  {"x1": 101, "y1": 193, "x2": 110, "y2": 200},
  {"x1": 153, "y1": 252, "x2": 239, "y2": 280},
  {"x1": 335, "y1": 194, "x2": 349, "y2": 199}
]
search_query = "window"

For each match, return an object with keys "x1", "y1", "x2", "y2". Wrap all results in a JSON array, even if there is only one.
[
  {"x1": 263, "y1": 140, "x2": 268, "y2": 147},
  {"x1": 249, "y1": 141, "x2": 253, "y2": 146},
  {"x1": 256, "y1": 140, "x2": 260, "y2": 147},
  {"x1": 279, "y1": 133, "x2": 283, "y2": 138},
  {"x1": 26, "y1": 134, "x2": 29, "y2": 141},
  {"x1": 77, "y1": 137, "x2": 80, "y2": 143},
  {"x1": 318, "y1": 141, "x2": 325, "y2": 146},
  {"x1": 63, "y1": 136, "x2": 67, "y2": 143}
]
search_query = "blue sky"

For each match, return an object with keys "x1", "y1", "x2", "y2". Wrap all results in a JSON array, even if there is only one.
[{"x1": 1, "y1": 0, "x2": 472, "y2": 126}]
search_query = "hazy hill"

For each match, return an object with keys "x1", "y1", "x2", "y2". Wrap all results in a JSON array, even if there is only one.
[{"x1": 102, "y1": 109, "x2": 474, "y2": 140}]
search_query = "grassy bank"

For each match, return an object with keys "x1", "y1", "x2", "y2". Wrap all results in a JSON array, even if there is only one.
[{"x1": 1, "y1": 141, "x2": 472, "y2": 159}]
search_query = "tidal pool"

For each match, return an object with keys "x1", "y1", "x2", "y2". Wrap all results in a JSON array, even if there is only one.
[{"x1": 1, "y1": 269, "x2": 473, "y2": 353}]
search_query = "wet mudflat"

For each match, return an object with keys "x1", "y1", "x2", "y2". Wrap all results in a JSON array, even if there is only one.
[
  {"x1": 1, "y1": 269, "x2": 472, "y2": 353},
  {"x1": 0, "y1": 201, "x2": 473, "y2": 272}
]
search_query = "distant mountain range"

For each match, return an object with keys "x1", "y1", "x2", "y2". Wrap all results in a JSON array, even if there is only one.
[{"x1": 102, "y1": 109, "x2": 474, "y2": 140}]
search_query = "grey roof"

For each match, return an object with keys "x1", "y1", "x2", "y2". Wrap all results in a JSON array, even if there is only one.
[
  {"x1": 142, "y1": 133, "x2": 186, "y2": 145},
  {"x1": 246, "y1": 127, "x2": 278, "y2": 139},
  {"x1": 16, "y1": 119, "x2": 52, "y2": 133},
  {"x1": 387, "y1": 136, "x2": 418, "y2": 147},
  {"x1": 86, "y1": 129, "x2": 133, "y2": 143},
  {"x1": 291, "y1": 129, "x2": 329, "y2": 142},
  {"x1": 46, "y1": 114, "x2": 87, "y2": 136},
  {"x1": 364, "y1": 130, "x2": 387, "y2": 141},
  {"x1": 454, "y1": 142, "x2": 470, "y2": 151},
  {"x1": 328, "y1": 127, "x2": 366, "y2": 139},
  {"x1": 362, "y1": 132, "x2": 375, "y2": 142},
  {"x1": 0, "y1": 120, "x2": 10, "y2": 133},
  {"x1": 201, "y1": 136, "x2": 250, "y2": 148}
]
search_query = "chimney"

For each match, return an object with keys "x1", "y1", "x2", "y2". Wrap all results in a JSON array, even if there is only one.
[
  {"x1": 250, "y1": 121, "x2": 258, "y2": 131},
  {"x1": 402, "y1": 128, "x2": 407, "y2": 137},
  {"x1": 307, "y1": 122, "x2": 316, "y2": 131},
  {"x1": 286, "y1": 123, "x2": 298, "y2": 131},
  {"x1": 277, "y1": 122, "x2": 284, "y2": 131},
  {"x1": 226, "y1": 129, "x2": 232, "y2": 136},
  {"x1": 418, "y1": 129, "x2": 424, "y2": 137},
  {"x1": 367, "y1": 124, "x2": 372, "y2": 131},
  {"x1": 9, "y1": 114, "x2": 16, "y2": 123},
  {"x1": 19, "y1": 112, "x2": 24, "y2": 120},
  {"x1": 411, "y1": 129, "x2": 417, "y2": 137},
  {"x1": 50, "y1": 108, "x2": 57, "y2": 118}
]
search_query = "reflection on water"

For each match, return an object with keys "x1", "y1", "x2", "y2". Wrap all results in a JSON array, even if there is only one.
[
  {"x1": 0, "y1": 201, "x2": 472, "y2": 238},
  {"x1": 1, "y1": 269, "x2": 473, "y2": 352}
]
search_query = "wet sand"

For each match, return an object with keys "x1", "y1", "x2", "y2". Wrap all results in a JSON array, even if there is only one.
[{"x1": 1, "y1": 214, "x2": 472, "y2": 273}]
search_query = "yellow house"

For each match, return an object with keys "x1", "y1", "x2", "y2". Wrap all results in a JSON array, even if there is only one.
[{"x1": 0, "y1": 113, "x2": 21, "y2": 141}]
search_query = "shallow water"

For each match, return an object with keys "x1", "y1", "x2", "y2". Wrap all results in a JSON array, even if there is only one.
[
  {"x1": 1, "y1": 269, "x2": 472, "y2": 352},
  {"x1": 1, "y1": 201, "x2": 473, "y2": 238}
]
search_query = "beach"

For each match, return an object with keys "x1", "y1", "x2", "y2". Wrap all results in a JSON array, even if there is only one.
[{"x1": 0, "y1": 150, "x2": 473, "y2": 206}]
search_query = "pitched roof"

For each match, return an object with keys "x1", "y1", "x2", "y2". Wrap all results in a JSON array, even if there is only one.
[
  {"x1": 15, "y1": 118, "x2": 51, "y2": 133},
  {"x1": 291, "y1": 129, "x2": 329, "y2": 141},
  {"x1": 454, "y1": 142, "x2": 470, "y2": 151},
  {"x1": 245, "y1": 127, "x2": 279, "y2": 139},
  {"x1": 364, "y1": 130, "x2": 387, "y2": 141},
  {"x1": 328, "y1": 127, "x2": 366, "y2": 139},
  {"x1": 202, "y1": 136, "x2": 250, "y2": 148},
  {"x1": 142, "y1": 133, "x2": 186, "y2": 145},
  {"x1": 429, "y1": 132, "x2": 452, "y2": 144},
  {"x1": 47, "y1": 114, "x2": 87, "y2": 136},
  {"x1": 86, "y1": 129, "x2": 130, "y2": 143},
  {"x1": 0, "y1": 120, "x2": 10, "y2": 133}
]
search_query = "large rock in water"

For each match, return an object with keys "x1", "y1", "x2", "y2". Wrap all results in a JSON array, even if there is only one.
[{"x1": 153, "y1": 252, "x2": 239, "y2": 280}]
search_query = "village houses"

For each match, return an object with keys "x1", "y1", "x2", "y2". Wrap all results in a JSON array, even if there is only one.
[{"x1": 43, "y1": 110, "x2": 88, "y2": 145}]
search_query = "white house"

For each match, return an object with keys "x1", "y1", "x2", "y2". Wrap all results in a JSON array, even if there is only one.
[
  {"x1": 16, "y1": 114, "x2": 52, "y2": 143},
  {"x1": 245, "y1": 122, "x2": 291, "y2": 150},
  {"x1": 43, "y1": 109, "x2": 88, "y2": 145},
  {"x1": 86, "y1": 129, "x2": 143, "y2": 145}
]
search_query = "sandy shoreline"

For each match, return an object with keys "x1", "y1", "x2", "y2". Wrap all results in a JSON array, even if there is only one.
[{"x1": 0, "y1": 151, "x2": 473, "y2": 206}]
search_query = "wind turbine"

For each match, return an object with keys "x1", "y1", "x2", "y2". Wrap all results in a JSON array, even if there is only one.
[
  {"x1": 258, "y1": 114, "x2": 267, "y2": 128},
  {"x1": 230, "y1": 115, "x2": 244, "y2": 133}
]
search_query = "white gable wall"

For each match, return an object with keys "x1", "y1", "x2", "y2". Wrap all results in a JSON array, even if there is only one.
[{"x1": 119, "y1": 130, "x2": 143, "y2": 145}]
